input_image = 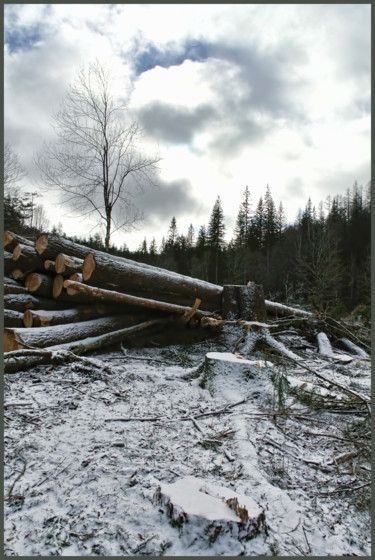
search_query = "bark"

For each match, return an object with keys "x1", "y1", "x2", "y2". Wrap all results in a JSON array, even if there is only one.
[
  {"x1": 23, "y1": 303, "x2": 128, "y2": 328},
  {"x1": 4, "y1": 231, "x2": 35, "y2": 252},
  {"x1": 12, "y1": 243, "x2": 46, "y2": 272},
  {"x1": 35, "y1": 233, "x2": 190, "y2": 279},
  {"x1": 63, "y1": 279, "x2": 213, "y2": 318},
  {"x1": 4, "y1": 250, "x2": 18, "y2": 275},
  {"x1": 265, "y1": 300, "x2": 313, "y2": 318},
  {"x1": 4, "y1": 318, "x2": 171, "y2": 373},
  {"x1": 4, "y1": 314, "x2": 154, "y2": 352},
  {"x1": 55, "y1": 253, "x2": 83, "y2": 275},
  {"x1": 35, "y1": 233, "x2": 95, "y2": 260},
  {"x1": 24, "y1": 273, "x2": 54, "y2": 298},
  {"x1": 4, "y1": 283, "x2": 29, "y2": 295},
  {"x1": 222, "y1": 284, "x2": 266, "y2": 321},
  {"x1": 4, "y1": 293, "x2": 73, "y2": 312},
  {"x1": 82, "y1": 252, "x2": 222, "y2": 312},
  {"x1": 4, "y1": 309, "x2": 25, "y2": 328}
]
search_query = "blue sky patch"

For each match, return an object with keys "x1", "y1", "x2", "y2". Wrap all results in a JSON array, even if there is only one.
[
  {"x1": 133, "y1": 40, "x2": 210, "y2": 75},
  {"x1": 5, "y1": 26, "x2": 44, "y2": 54}
]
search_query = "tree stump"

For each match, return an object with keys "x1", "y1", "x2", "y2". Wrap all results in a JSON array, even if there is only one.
[
  {"x1": 154, "y1": 476, "x2": 267, "y2": 544},
  {"x1": 222, "y1": 284, "x2": 266, "y2": 321}
]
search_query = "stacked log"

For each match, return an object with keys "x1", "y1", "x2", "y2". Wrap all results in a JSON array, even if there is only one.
[{"x1": 3, "y1": 230, "x2": 307, "y2": 363}]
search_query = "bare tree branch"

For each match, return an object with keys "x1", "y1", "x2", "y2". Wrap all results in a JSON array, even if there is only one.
[{"x1": 35, "y1": 59, "x2": 162, "y2": 250}]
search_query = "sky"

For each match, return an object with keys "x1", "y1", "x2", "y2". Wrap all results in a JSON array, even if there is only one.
[{"x1": 4, "y1": 3, "x2": 371, "y2": 251}]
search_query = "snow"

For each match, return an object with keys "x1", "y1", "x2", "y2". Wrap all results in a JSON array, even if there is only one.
[
  {"x1": 4, "y1": 326, "x2": 371, "y2": 556},
  {"x1": 206, "y1": 351, "x2": 273, "y2": 368},
  {"x1": 158, "y1": 476, "x2": 261, "y2": 522}
]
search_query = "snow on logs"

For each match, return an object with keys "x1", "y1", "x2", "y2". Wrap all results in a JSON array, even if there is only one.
[
  {"x1": 82, "y1": 252, "x2": 223, "y2": 312},
  {"x1": 3, "y1": 230, "x2": 314, "y2": 359},
  {"x1": 4, "y1": 314, "x2": 153, "y2": 352}
]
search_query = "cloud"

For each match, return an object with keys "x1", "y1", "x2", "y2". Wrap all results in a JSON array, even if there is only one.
[
  {"x1": 138, "y1": 102, "x2": 216, "y2": 145},
  {"x1": 133, "y1": 178, "x2": 203, "y2": 223}
]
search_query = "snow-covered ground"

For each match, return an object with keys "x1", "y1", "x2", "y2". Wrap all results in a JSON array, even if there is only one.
[{"x1": 4, "y1": 326, "x2": 371, "y2": 556}]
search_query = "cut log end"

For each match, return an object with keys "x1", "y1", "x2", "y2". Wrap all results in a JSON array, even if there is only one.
[
  {"x1": 35, "y1": 233, "x2": 48, "y2": 255},
  {"x1": 23, "y1": 309, "x2": 34, "y2": 328},
  {"x1": 12, "y1": 245, "x2": 22, "y2": 261},
  {"x1": 4, "y1": 330, "x2": 22, "y2": 352},
  {"x1": 25, "y1": 273, "x2": 43, "y2": 293},
  {"x1": 82, "y1": 253, "x2": 96, "y2": 281},
  {"x1": 4, "y1": 231, "x2": 13, "y2": 248},
  {"x1": 53, "y1": 275, "x2": 65, "y2": 299}
]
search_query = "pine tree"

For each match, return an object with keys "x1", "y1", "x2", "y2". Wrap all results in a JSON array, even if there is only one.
[
  {"x1": 207, "y1": 196, "x2": 226, "y2": 283},
  {"x1": 276, "y1": 201, "x2": 286, "y2": 237},
  {"x1": 233, "y1": 185, "x2": 252, "y2": 247},
  {"x1": 149, "y1": 237, "x2": 158, "y2": 255},
  {"x1": 263, "y1": 185, "x2": 278, "y2": 251},
  {"x1": 251, "y1": 196, "x2": 264, "y2": 251},
  {"x1": 196, "y1": 225, "x2": 207, "y2": 250},
  {"x1": 186, "y1": 224, "x2": 195, "y2": 248},
  {"x1": 207, "y1": 196, "x2": 226, "y2": 250},
  {"x1": 166, "y1": 216, "x2": 178, "y2": 247}
]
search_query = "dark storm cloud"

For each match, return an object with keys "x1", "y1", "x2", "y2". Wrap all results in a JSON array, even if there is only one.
[
  {"x1": 134, "y1": 178, "x2": 202, "y2": 221},
  {"x1": 138, "y1": 102, "x2": 216, "y2": 145},
  {"x1": 203, "y1": 40, "x2": 309, "y2": 156}
]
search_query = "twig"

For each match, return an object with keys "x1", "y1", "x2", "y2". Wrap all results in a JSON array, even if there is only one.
[
  {"x1": 316, "y1": 481, "x2": 370, "y2": 496},
  {"x1": 7, "y1": 458, "x2": 27, "y2": 499},
  {"x1": 105, "y1": 416, "x2": 165, "y2": 423},
  {"x1": 120, "y1": 344, "x2": 170, "y2": 364},
  {"x1": 189, "y1": 416, "x2": 204, "y2": 432},
  {"x1": 4, "y1": 402, "x2": 34, "y2": 409},
  {"x1": 263, "y1": 331, "x2": 370, "y2": 410},
  {"x1": 302, "y1": 526, "x2": 311, "y2": 554}
]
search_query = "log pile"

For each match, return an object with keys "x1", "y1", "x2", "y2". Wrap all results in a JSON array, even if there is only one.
[{"x1": 3, "y1": 230, "x2": 313, "y2": 370}]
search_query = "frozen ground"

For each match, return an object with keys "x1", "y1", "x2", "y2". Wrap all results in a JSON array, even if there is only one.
[{"x1": 4, "y1": 326, "x2": 371, "y2": 556}]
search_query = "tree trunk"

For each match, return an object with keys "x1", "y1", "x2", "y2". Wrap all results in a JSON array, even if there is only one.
[
  {"x1": 52, "y1": 274, "x2": 65, "y2": 299},
  {"x1": 264, "y1": 300, "x2": 313, "y2": 318},
  {"x1": 4, "y1": 293, "x2": 73, "y2": 312},
  {"x1": 82, "y1": 252, "x2": 222, "y2": 312},
  {"x1": 4, "y1": 283, "x2": 30, "y2": 295},
  {"x1": 4, "y1": 250, "x2": 18, "y2": 276},
  {"x1": 222, "y1": 284, "x2": 266, "y2": 321},
  {"x1": 23, "y1": 303, "x2": 128, "y2": 328},
  {"x1": 9, "y1": 268, "x2": 31, "y2": 281},
  {"x1": 63, "y1": 279, "x2": 213, "y2": 318},
  {"x1": 69, "y1": 272, "x2": 83, "y2": 282},
  {"x1": 54, "y1": 253, "x2": 83, "y2": 275},
  {"x1": 4, "y1": 318, "x2": 171, "y2": 373},
  {"x1": 35, "y1": 233, "x2": 191, "y2": 279},
  {"x1": 44, "y1": 260, "x2": 56, "y2": 272},
  {"x1": 4, "y1": 310, "x2": 25, "y2": 328},
  {"x1": 24, "y1": 273, "x2": 54, "y2": 298},
  {"x1": 4, "y1": 314, "x2": 153, "y2": 352},
  {"x1": 4, "y1": 231, "x2": 35, "y2": 252},
  {"x1": 12, "y1": 243, "x2": 46, "y2": 272}
]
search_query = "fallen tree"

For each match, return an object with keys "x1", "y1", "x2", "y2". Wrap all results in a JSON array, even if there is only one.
[{"x1": 4, "y1": 313, "x2": 156, "y2": 352}]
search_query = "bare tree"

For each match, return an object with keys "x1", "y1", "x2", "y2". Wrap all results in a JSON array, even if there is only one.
[
  {"x1": 4, "y1": 142, "x2": 26, "y2": 194},
  {"x1": 35, "y1": 60, "x2": 161, "y2": 251}
]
